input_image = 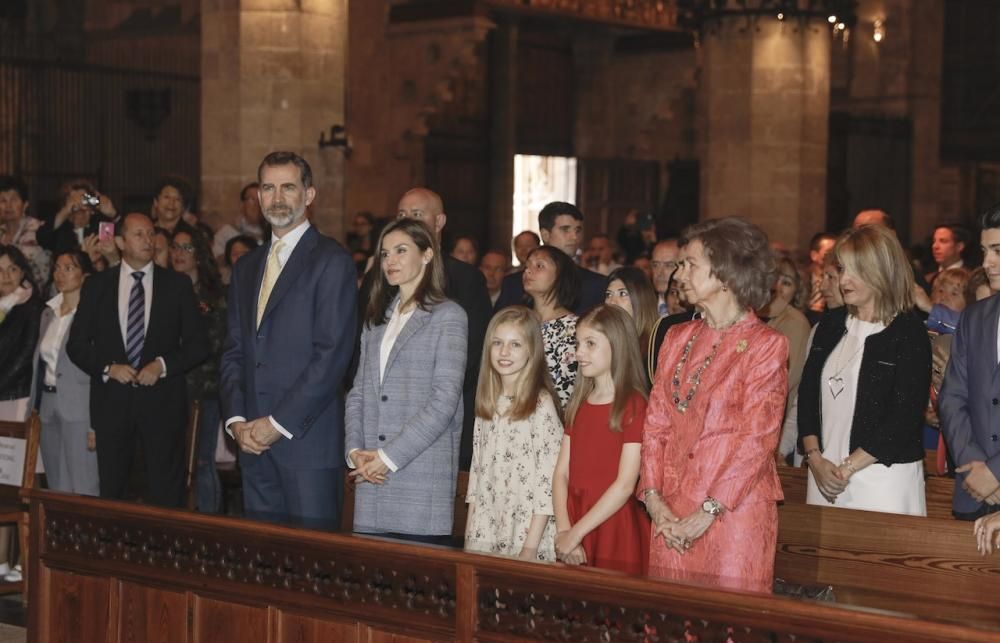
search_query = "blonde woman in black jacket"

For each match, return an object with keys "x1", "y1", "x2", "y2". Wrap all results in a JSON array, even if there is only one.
[{"x1": 798, "y1": 225, "x2": 930, "y2": 516}]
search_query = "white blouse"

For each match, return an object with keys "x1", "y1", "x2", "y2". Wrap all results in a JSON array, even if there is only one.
[
  {"x1": 39, "y1": 293, "x2": 76, "y2": 387},
  {"x1": 379, "y1": 299, "x2": 415, "y2": 384}
]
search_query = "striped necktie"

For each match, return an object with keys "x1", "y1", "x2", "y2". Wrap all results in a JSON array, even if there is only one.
[
  {"x1": 125, "y1": 271, "x2": 145, "y2": 368},
  {"x1": 256, "y1": 239, "x2": 285, "y2": 329}
]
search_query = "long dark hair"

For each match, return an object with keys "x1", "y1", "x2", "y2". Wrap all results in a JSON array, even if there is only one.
[
  {"x1": 0, "y1": 245, "x2": 38, "y2": 295},
  {"x1": 364, "y1": 218, "x2": 446, "y2": 328},
  {"x1": 523, "y1": 246, "x2": 579, "y2": 311}
]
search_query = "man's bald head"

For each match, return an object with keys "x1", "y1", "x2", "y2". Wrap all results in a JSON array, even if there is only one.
[
  {"x1": 397, "y1": 187, "x2": 446, "y2": 236},
  {"x1": 853, "y1": 209, "x2": 894, "y2": 230}
]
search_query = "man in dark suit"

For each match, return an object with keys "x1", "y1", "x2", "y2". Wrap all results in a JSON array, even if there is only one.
[
  {"x1": 494, "y1": 201, "x2": 605, "y2": 315},
  {"x1": 220, "y1": 152, "x2": 357, "y2": 531},
  {"x1": 940, "y1": 204, "x2": 1000, "y2": 521},
  {"x1": 67, "y1": 212, "x2": 208, "y2": 507},
  {"x1": 394, "y1": 188, "x2": 491, "y2": 470}
]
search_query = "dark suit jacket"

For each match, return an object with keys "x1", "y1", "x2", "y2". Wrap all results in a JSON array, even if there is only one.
[
  {"x1": 219, "y1": 226, "x2": 357, "y2": 469},
  {"x1": 443, "y1": 256, "x2": 491, "y2": 469},
  {"x1": 940, "y1": 294, "x2": 1000, "y2": 514},
  {"x1": 67, "y1": 264, "x2": 209, "y2": 429},
  {"x1": 493, "y1": 262, "x2": 605, "y2": 315},
  {"x1": 36, "y1": 214, "x2": 112, "y2": 256}
]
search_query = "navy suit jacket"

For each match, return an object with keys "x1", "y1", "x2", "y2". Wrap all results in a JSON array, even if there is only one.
[
  {"x1": 940, "y1": 293, "x2": 1000, "y2": 514},
  {"x1": 219, "y1": 225, "x2": 357, "y2": 469}
]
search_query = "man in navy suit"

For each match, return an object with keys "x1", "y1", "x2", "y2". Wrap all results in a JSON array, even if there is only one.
[
  {"x1": 940, "y1": 204, "x2": 1000, "y2": 520},
  {"x1": 220, "y1": 151, "x2": 357, "y2": 530}
]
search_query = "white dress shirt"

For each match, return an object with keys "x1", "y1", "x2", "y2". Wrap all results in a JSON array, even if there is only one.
[
  {"x1": 114, "y1": 261, "x2": 166, "y2": 377},
  {"x1": 225, "y1": 220, "x2": 312, "y2": 441},
  {"x1": 40, "y1": 293, "x2": 75, "y2": 387}
]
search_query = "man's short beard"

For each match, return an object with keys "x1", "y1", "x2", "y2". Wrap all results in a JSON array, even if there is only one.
[{"x1": 264, "y1": 206, "x2": 304, "y2": 229}]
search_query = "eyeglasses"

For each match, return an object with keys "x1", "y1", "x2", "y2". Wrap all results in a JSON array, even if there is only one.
[
  {"x1": 651, "y1": 261, "x2": 678, "y2": 271},
  {"x1": 171, "y1": 242, "x2": 195, "y2": 253}
]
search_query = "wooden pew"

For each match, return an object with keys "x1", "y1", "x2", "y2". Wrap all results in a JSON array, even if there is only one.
[
  {"x1": 779, "y1": 464, "x2": 956, "y2": 520},
  {"x1": 776, "y1": 501, "x2": 1000, "y2": 629},
  {"x1": 26, "y1": 489, "x2": 1000, "y2": 642}
]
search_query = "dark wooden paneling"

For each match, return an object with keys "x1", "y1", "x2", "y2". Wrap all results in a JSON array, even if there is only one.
[
  {"x1": 27, "y1": 489, "x2": 1000, "y2": 643},
  {"x1": 278, "y1": 612, "x2": 360, "y2": 643},
  {"x1": 44, "y1": 568, "x2": 111, "y2": 643},
  {"x1": 577, "y1": 158, "x2": 660, "y2": 237},
  {"x1": 119, "y1": 581, "x2": 189, "y2": 643},
  {"x1": 194, "y1": 596, "x2": 268, "y2": 643},
  {"x1": 826, "y1": 113, "x2": 912, "y2": 243},
  {"x1": 516, "y1": 35, "x2": 574, "y2": 156},
  {"x1": 365, "y1": 627, "x2": 437, "y2": 643}
]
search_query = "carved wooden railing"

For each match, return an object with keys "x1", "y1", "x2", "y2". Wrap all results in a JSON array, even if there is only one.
[
  {"x1": 485, "y1": 0, "x2": 679, "y2": 31},
  {"x1": 25, "y1": 489, "x2": 1000, "y2": 642}
]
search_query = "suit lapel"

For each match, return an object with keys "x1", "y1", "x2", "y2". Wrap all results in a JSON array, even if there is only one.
[
  {"x1": 260, "y1": 227, "x2": 317, "y2": 327},
  {"x1": 985, "y1": 295, "x2": 1000, "y2": 375},
  {"x1": 145, "y1": 267, "x2": 167, "y2": 357},
  {"x1": 108, "y1": 266, "x2": 127, "y2": 355},
  {"x1": 382, "y1": 306, "x2": 430, "y2": 387}
]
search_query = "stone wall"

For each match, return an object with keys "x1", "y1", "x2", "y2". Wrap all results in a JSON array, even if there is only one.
[{"x1": 201, "y1": 0, "x2": 349, "y2": 238}]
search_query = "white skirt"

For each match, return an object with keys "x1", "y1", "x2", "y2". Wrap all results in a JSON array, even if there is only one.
[{"x1": 807, "y1": 455, "x2": 926, "y2": 517}]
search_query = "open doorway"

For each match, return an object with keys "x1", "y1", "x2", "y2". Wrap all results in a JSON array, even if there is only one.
[{"x1": 512, "y1": 154, "x2": 577, "y2": 265}]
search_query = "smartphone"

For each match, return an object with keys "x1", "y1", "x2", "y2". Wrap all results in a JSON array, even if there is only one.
[{"x1": 98, "y1": 221, "x2": 115, "y2": 242}]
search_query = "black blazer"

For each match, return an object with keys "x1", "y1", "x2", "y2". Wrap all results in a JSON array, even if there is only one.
[
  {"x1": 797, "y1": 307, "x2": 930, "y2": 465},
  {"x1": 36, "y1": 214, "x2": 112, "y2": 256},
  {"x1": 0, "y1": 297, "x2": 43, "y2": 401},
  {"x1": 494, "y1": 263, "x2": 605, "y2": 315},
  {"x1": 67, "y1": 264, "x2": 209, "y2": 429}
]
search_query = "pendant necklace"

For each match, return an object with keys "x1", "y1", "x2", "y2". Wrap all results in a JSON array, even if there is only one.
[{"x1": 826, "y1": 329, "x2": 864, "y2": 400}]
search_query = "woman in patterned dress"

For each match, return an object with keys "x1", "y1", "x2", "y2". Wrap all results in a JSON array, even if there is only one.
[
  {"x1": 465, "y1": 306, "x2": 563, "y2": 560},
  {"x1": 523, "y1": 246, "x2": 580, "y2": 407}
]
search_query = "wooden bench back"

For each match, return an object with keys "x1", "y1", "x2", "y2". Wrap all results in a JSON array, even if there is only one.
[
  {"x1": 0, "y1": 412, "x2": 41, "y2": 504},
  {"x1": 776, "y1": 501, "x2": 1000, "y2": 627}
]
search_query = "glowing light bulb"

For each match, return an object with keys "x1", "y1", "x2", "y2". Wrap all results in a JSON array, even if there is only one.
[
  {"x1": 873, "y1": 18, "x2": 885, "y2": 43},
  {"x1": 828, "y1": 15, "x2": 837, "y2": 24},
  {"x1": 777, "y1": 12, "x2": 784, "y2": 20}
]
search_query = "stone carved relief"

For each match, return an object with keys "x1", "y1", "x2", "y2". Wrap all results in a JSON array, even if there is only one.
[
  {"x1": 44, "y1": 511, "x2": 456, "y2": 622},
  {"x1": 478, "y1": 585, "x2": 810, "y2": 642}
]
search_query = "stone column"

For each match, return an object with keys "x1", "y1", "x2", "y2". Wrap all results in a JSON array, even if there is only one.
[
  {"x1": 700, "y1": 16, "x2": 831, "y2": 252},
  {"x1": 201, "y1": 0, "x2": 348, "y2": 240}
]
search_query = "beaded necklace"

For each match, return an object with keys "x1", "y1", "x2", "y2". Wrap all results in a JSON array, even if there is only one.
[{"x1": 670, "y1": 311, "x2": 745, "y2": 413}]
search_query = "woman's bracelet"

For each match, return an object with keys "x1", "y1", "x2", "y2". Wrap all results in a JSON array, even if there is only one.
[
  {"x1": 804, "y1": 448, "x2": 821, "y2": 462},
  {"x1": 841, "y1": 457, "x2": 858, "y2": 474},
  {"x1": 642, "y1": 488, "x2": 661, "y2": 503}
]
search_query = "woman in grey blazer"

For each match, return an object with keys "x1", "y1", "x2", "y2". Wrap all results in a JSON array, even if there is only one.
[
  {"x1": 33, "y1": 250, "x2": 99, "y2": 496},
  {"x1": 346, "y1": 218, "x2": 467, "y2": 543}
]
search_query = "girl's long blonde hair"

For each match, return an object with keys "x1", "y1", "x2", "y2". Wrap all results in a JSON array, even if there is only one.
[
  {"x1": 474, "y1": 306, "x2": 562, "y2": 422},
  {"x1": 564, "y1": 305, "x2": 649, "y2": 432}
]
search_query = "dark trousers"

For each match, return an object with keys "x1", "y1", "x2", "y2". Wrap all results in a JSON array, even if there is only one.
[
  {"x1": 239, "y1": 449, "x2": 344, "y2": 531},
  {"x1": 95, "y1": 387, "x2": 186, "y2": 508}
]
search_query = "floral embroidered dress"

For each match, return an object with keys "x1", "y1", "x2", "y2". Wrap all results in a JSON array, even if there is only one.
[
  {"x1": 465, "y1": 392, "x2": 564, "y2": 560},
  {"x1": 640, "y1": 314, "x2": 788, "y2": 593},
  {"x1": 541, "y1": 313, "x2": 578, "y2": 407}
]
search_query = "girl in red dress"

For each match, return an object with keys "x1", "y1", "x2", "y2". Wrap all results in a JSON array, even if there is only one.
[{"x1": 553, "y1": 305, "x2": 650, "y2": 574}]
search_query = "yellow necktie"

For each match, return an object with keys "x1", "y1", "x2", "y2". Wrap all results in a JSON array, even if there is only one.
[{"x1": 256, "y1": 239, "x2": 285, "y2": 328}]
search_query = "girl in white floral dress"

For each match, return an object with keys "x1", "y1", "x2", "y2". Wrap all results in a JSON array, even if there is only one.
[{"x1": 465, "y1": 306, "x2": 565, "y2": 561}]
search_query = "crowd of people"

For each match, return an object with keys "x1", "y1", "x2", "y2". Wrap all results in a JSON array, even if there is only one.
[{"x1": 2, "y1": 150, "x2": 1000, "y2": 592}]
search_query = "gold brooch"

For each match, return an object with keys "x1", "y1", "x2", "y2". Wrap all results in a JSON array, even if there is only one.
[{"x1": 735, "y1": 339, "x2": 748, "y2": 353}]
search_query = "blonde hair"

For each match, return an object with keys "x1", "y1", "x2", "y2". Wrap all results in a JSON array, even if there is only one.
[
  {"x1": 474, "y1": 306, "x2": 562, "y2": 423},
  {"x1": 564, "y1": 305, "x2": 649, "y2": 432},
  {"x1": 834, "y1": 224, "x2": 915, "y2": 324}
]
